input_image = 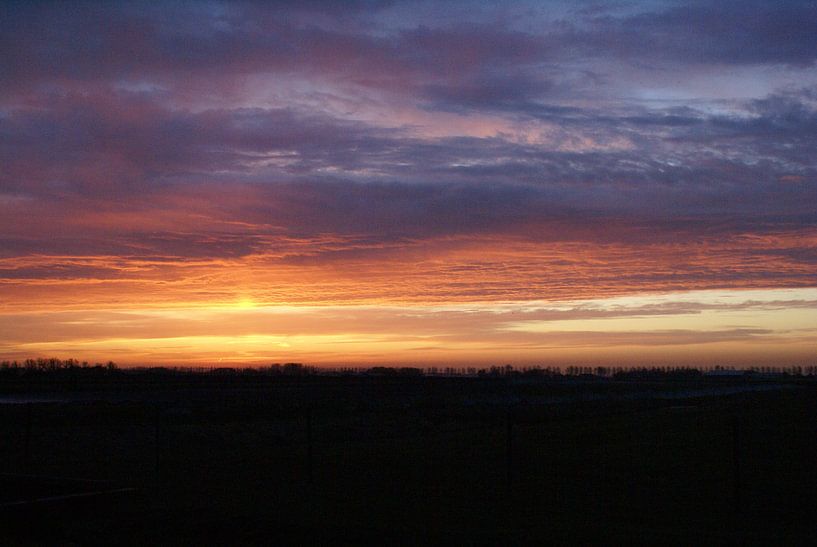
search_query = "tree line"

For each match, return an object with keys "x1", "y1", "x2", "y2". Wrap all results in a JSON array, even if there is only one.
[
  {"x1": 0, "y1": 357, "x2": 118, "y2": 374},
  {"x1": 1, "y1": 358, "x2": 815, "y2": 379}
]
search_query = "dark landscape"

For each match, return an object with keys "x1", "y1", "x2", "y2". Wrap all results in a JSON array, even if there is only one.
[{"x1": 2, "y1": 364, "x2": 816, "y2": 545}]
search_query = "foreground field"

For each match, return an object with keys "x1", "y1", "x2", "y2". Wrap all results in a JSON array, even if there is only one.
[{"x1": 1, "y1": 375, "x2": 815, "y2": 545}]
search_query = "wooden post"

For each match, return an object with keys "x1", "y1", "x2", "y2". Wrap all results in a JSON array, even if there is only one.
[
  {"x1": 506, "y1": 406, "x2": 514, "y2": 496},
  {"x1": 305, "y1": 408, "x2": 316, "y2": 526},
  {"x1": 732, "y1": 415, "x2": 742, "y2": 513},
  {"x1": 154, "y1": 405, "x2": 161, "y2": 479},
  {"x1": 24, "y1": 404, "x2": 32, "y2": 471},
  {"x1": 627, "y1": 417, "x2": 636, "y2": 504},
  {"x1": 306, "y1": 408, "x2": 314, "y2": 488}
]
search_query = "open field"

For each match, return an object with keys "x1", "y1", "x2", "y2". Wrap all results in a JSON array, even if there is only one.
[{"x1": 1, "y1": 374, "x2": 816, "y2": 545}]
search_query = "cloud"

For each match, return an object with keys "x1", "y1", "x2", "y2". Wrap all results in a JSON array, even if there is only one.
[
  {"x1": 1, "y1": 1, "x2": 816, "y2": 365},
  {"x1": 595, "y1": 1, "x2": 817, "y2": 67}
]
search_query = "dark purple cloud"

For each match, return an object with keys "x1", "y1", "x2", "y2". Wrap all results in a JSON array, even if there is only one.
[
  {"x1": 1, "y1": 0, "x2": 816, "y2": 307},
  {"x1": 593, "y1": 0, "x2": 817, "y2": 67}
]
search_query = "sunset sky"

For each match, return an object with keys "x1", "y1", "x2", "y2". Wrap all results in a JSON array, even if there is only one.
[{"x1": 1, "y1": 0, "x2": 816, "y2": 367}]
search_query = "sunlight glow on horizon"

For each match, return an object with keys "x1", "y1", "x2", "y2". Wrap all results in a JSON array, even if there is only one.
[{"x1": 3, "y1": 288, "x2": 816, "y2": 367}]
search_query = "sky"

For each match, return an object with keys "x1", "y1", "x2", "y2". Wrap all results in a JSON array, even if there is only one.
[{"x1": 1, "y1": 0, "x2": 816, "y2": 367}]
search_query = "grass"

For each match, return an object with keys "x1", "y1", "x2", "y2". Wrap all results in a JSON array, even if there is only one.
[{"x1": 0, "y1": 376, "x2": 815, "y2": 544}]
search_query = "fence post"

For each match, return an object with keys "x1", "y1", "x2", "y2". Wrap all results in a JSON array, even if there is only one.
[
  {"x1": 506, "y1": 406, "x2": 514, "y2": 496},
  {"x1": 627, "y1": 419, "x2": 636, "y2": 508},
  {"x1": 306, "y1": 408, "x2": 314, "y2": 488},
  {"x1": 732, "y1": 415, "x2": 742, "y2": 513},
  {"x1": 305, "y1": 407, "x2": 316, "y2": 526},
  {"x1": 24, "y1": 404, "x2": 32, "y2": 471},
  {"x1": 154, "y1": 405, "x2": 162, "y2": 479}
]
